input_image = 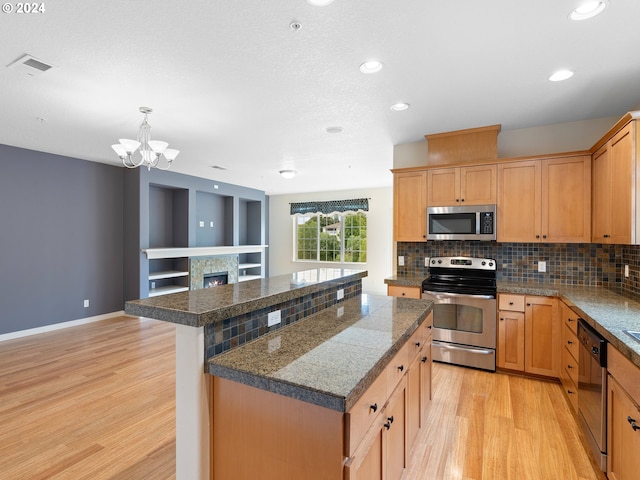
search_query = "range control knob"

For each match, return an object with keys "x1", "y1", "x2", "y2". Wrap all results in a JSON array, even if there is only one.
[
  {"x1": 592, "y1": 346, "x2": 599, "y2": 355},
  {"x1": 481, "y1": 261, "x2": 486, "y2": 266},
  {"x1": 431, "y1": 259, "x2": 436, "y2": 264},
  {"x1": 489, "y1": 262, "x2": 494, "y2": 267},
  {"x1": 437, "y1": 259, "x2": 442, "y2": 264}
]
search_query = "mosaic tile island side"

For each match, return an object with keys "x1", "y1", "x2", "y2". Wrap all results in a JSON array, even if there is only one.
[{"x1": 125, "y1": 268, "x2": 367, "y2": 328}]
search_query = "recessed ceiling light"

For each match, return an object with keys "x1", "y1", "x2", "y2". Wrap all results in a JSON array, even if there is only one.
[
  {"x1": 279, "y1": 169, "x2": 297, "y2": 179},
  {"x1": 549, "y1": 69, "x2": 574, "y2": 82},
  {"x1": 325, "y1": 126, "x2": 343, "y2": 134},
  {"x1": 307, "y1": 0, "x2": 334, "y2": 5},
  {"x1": 569, "y1": 1, "x2": 608, "y2": 20},
  {"x1": 390, "y1": 103, "x2": 410, "y2": 111},
  {"x1": 359, "y1": 60, "x2": 383, "y2": 74}
]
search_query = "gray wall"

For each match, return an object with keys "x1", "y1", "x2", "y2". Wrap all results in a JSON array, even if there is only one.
[{"x1": 0, "y1": 145, "x2": 124, "y2": 335}]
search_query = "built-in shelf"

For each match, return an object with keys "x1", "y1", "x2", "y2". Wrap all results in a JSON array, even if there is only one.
[
  {"x1": 149, "y1": 285, "x2": 190, "y2": 297},
  {"x1": 239, "y1": 263, "x2": 262, "y2": 270},
  {"x1": 142, "y1": 245, "x2": 267, "y2": 259},
  {"x1": 238, "y1": 275, "x2": 262, "y2": 282},
  {"x1": 149, "y1": 270, "x2": 190, "y2": 280}
]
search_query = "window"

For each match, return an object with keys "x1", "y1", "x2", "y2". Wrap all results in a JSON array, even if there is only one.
[{"x1": 294, "y1": 212, "x2": 367, "y2": 263}]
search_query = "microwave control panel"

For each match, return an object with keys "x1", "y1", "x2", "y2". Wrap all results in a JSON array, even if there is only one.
[{"x1": 480, "y1": 212, "x2": 494, "y2": 234}]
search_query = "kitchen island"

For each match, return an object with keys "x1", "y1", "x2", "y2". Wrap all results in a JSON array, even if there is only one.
[{"x1": 125, "y1": 268, "x2": 432, "y2": 480}]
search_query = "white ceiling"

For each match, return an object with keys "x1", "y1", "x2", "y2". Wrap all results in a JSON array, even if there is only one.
[{"x1": 1, "y1": 0, "x2": 639, "y2": 195}]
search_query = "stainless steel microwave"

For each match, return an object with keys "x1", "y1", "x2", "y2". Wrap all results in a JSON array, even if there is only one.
[{"x1": 426, "y1": 204, "x2": 496, "y2": 241}]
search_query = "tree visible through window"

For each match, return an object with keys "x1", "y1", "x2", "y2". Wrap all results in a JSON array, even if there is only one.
[{"x1": 295, "y1": 212, "x2": 367, "y2": 263}]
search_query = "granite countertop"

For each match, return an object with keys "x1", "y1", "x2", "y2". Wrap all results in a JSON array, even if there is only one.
[
  {"x1": 208, "y1": 293, "x2": 433, "y2": 412},
  {"x1": 384, "y1": 275, "x2": 640, "y2": 369},
  {"x1": 125, "y1": 268, "x2": 367, "y2": 327}
]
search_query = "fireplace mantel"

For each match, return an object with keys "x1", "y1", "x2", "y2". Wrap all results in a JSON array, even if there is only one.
[{"x1": 142, "y1": 245, "x2": 267, "y2": 260}]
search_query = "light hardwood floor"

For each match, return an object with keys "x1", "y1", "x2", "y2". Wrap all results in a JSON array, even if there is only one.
[{"x1": 0, "y1": 316, "x2": 605, "y2": 480}]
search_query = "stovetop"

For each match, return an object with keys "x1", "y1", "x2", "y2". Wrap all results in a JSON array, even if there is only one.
[{"x1": 422, "y1": 256, "x2": 497, "y2": 296}]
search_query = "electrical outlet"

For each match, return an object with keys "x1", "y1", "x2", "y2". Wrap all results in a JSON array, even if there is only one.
[
  {"x1": 199, "y1": 221, "x2": 205, "y2": 227},
  {"x1": 83, "y1": 299, "x2": 89, "y2": 308},
  {"x1": 538, "y1": 261, "x2": 546, "y2": 273},
  {"x1": 425, "y1": 257, "x2": 430, "y2": 267},
  {"x1": 267, "y1": 310, "x2": 281, "y2": 327},
  {"x1": 625, "y1": 265, "x2": 630, "y2": 277},
  {"x1": 398, "y1": 256, "x2": 405, "y2": 266},
  {"x1": 337, "y1": 289, "x2": 344, "y2": 300},
  {"x1": 210, "y1": 221, "x2": 214, "y2": 227},
  {"x1": 151, "y1": 281, "x2": 156, "y2": 289}
]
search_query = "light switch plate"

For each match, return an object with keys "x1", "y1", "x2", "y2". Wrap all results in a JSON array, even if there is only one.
[
  {"x1": 625, "y1": 265, "x2": 630, "y2": 277},
  {"x1": 398, "y1": 256, "x2": 405, "y2": 266},
  {"x1": 538, "y1": 261, "x2": 546, "y2": 273},
  {"x1": 337, "y1": 289, "x2": 344, "y2": 300}
]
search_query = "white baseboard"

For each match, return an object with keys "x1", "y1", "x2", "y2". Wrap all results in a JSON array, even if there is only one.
[{"x1": 0, "y1": 311, "x2": 125, "y2": 342}]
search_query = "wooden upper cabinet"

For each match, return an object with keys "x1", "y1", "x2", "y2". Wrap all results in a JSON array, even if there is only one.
[
  {"x1": 542, "y1": 155, "x2": 591, "y2": 243},
  {"x1": 427, "y1": 165, "x2": 496, "y2": 206},
  {"x1": 497, "y1": 160, "x2": 541, "y2": 242},
  {"x1": 592, "y1": 122, "x2": 634, "y2": 244},
  {"x1": 394, "y1": 170, "x2": 427, "y2": 242},
  {"x1": 497, "y1": 155, "x2": 591, "y2": 243}
]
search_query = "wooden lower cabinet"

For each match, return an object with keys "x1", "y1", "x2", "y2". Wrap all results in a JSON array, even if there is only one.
[
  {"x1": 387, "y1": 284, "x2": 422, "y2": 299},
  {"x1": 497, "y1": 309, "x2": 525, "y2": 371},
  {"x1": 607, "y1": 345, "x2": 640, "y2": 480},
  {"x1": 345, "y1": 378, "x2": 407, "y2": 480},
  {"x1": 497, "y1": 294, "x2": 559, "y2": 378}
]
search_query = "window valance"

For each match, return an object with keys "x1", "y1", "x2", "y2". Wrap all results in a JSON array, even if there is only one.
[{"x1": 290, "y1": 198, "x2": 369, "y2": 216}]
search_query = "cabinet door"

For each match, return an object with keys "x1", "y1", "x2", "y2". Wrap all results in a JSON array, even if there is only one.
[
  {"x1": 497, "y1": 310, "x2": 525, "y2": 371},
  {"x1": 406, "y1": 355, "x2": 421, "y2": 452},
  {"x1": 609, "y1": 124, "x2": 633, "y2": 244},
  {"x1": 394, "y1": 171, "x2": 427, "y2": 241},
  {"x1": 385, "y1": 383, "x2": 407, "y2": 480},
  {"x1": 460, "y1": 165, "x2": 497, "y2": 205},
  {"x1": 607, "y1": 375, "x2": 640, "y2": 480},
  {"x1": 345, "y1": 429, "x2": 383, "y2": 480},
  {"x1": 427, "y1": 168, "x2": 459, "y2": 206},
  {"x1": 497, "y1": 161, "x2": 541, "y2": 242},
  {"x1": 591, "y1": 145, "x2": 611, "y2": 242},
  {"x1": 419, "y1": 341, "x2": 432, "y2": 426},
  {"x1": 542, "y1": 156, "x2": 591, "y2": 242},
  {"x1": 524, "y1": 296, "x2": 559, "y2": 377}
]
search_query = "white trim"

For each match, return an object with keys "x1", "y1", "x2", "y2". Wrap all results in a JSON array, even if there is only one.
[
  {"x1": 0, "y1": 311, "x2": 125, "y2": 342},
  {"x1": 142, "y1": 245, "x2": 268, "y2": 259}
]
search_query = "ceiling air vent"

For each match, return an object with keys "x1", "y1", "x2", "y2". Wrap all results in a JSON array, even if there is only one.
[{"x1": 7, "y1": 54, "x2": 55, "y2": 76}]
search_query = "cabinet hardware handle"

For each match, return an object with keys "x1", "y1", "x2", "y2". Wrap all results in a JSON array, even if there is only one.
[
  {"x1": 370, "y1": 403, "x2": 377, "y2": 413},
  {"x1": 628, "y1": 416, "x2": 639, "y2": 431},
  {"x1": 500, "y1": 317, "x2": 504, "y2": 321},
  {"x1": 415, "y1": 342, "x2": 421, "y2": 347},
  {"x1": 526, "y1": 303, "x2": 531, "y2": 307},
  {"x1": 604, "y1": 234, "x2": 610, "y2": 238},
  {"x1": 402, "y1": 292, "x2": 405, "y2": 296},
  {"x1": 568, "y1": 318, "x2": 574, "y2": 322},
  {"x1": 456, "y1": 199, "x2": 460, "y2": 202},
  {"x1": 461, "y1": 199, "x2": 465, "y2": 202},
  {"x1": 427, "y1": 325, "x2": 432, "y2": 329},
  {"x1": 568, "y1": 390, "x2": 574, "y2": 395},
  {"x1": 543, "y1": 235, "x2": 547, "y2": 239},
  {"x1": 536, "y1": 235, "x2": 540, "y2": 239},
  {"x1": 397, "y1": 365, "x2": 404, "y2": 372},
  {"x1": 509, "y1": 301, "x2": 514, "y2": 305},
  {"x1": 384, "y1": 417, "x2": 394, "y2": 430},
  {"x1": 567, "y1": 364, "x2": 573, "y2": 369},
  {"x1": 567, "y1": 340, "x2": 573, "y2": 345},
  {"x1": 421, "y1": 356, "x2": 428, "y2": 363}
]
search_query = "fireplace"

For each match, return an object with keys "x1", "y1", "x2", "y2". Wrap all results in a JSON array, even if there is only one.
[{"x1": 203, "y1": 272, "x2": 228, "y2": 288}]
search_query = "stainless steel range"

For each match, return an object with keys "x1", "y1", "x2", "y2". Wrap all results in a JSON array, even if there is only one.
[{"x1": 421, "y1": 256, "x2": 497, "y2": 371}]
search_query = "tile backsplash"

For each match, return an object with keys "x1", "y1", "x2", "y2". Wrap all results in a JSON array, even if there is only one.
[{"x1": 397, "y1": 242, "x2": 640, "y2": 298}]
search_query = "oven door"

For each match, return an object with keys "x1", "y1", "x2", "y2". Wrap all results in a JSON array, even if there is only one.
[
  {"x1": 422, "y1": 291, "x2": 496, "y2": 349},
  {"x1": 423, "y1": 290, "x2": 497, "y2": 371}
]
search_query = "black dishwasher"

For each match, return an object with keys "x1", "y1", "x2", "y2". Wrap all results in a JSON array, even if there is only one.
[{"x1": 577, "y1": 318, "x2": 607, "y2": 471}]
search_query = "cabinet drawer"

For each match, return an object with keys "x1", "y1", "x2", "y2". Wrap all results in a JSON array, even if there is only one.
[
  {"x1": 498, "y1": 294, "x2": 525, "y2": 312},
  {"x1": 562, "y1": 342, "x2": 579, "y2": 386},
  {"x1": 407, "y1": 318, "x2": 431, "y2": 365},
  {"x1": 345, "y1": 371, "x2": 388, "y2": 456},
  {"x1": 561, "y1": 373, "x2": 578, "y2": 413},
  {"x1": 388, "y1": 285, "x2": 422, "y2": 299},
  {"x1": 560, "y1": 302, "x2": 579, "y2": 335},
  {"x1": 386, "y1": 342, "x2": 410, "y2": 394},
  {"x1": 562, "y1": 323, "x2": 579, "y2": 362}
]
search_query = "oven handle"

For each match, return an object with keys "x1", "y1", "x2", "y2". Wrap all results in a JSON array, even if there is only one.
[
  {"x1": 423, "y1": 290, "x2": 495, "y2": 300},
  {"x1": 432, "y1": 341, "x2": 494, "y2": 355}
]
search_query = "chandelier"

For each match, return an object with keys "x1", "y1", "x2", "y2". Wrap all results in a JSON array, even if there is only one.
[{"x1": 111, "y1": 107, "x2": 179, "y2": 170}]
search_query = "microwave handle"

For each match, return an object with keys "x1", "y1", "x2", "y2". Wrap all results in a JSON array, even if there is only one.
[{"x1": 476, "y1": 211, "x2": 481, "y2": 235}]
